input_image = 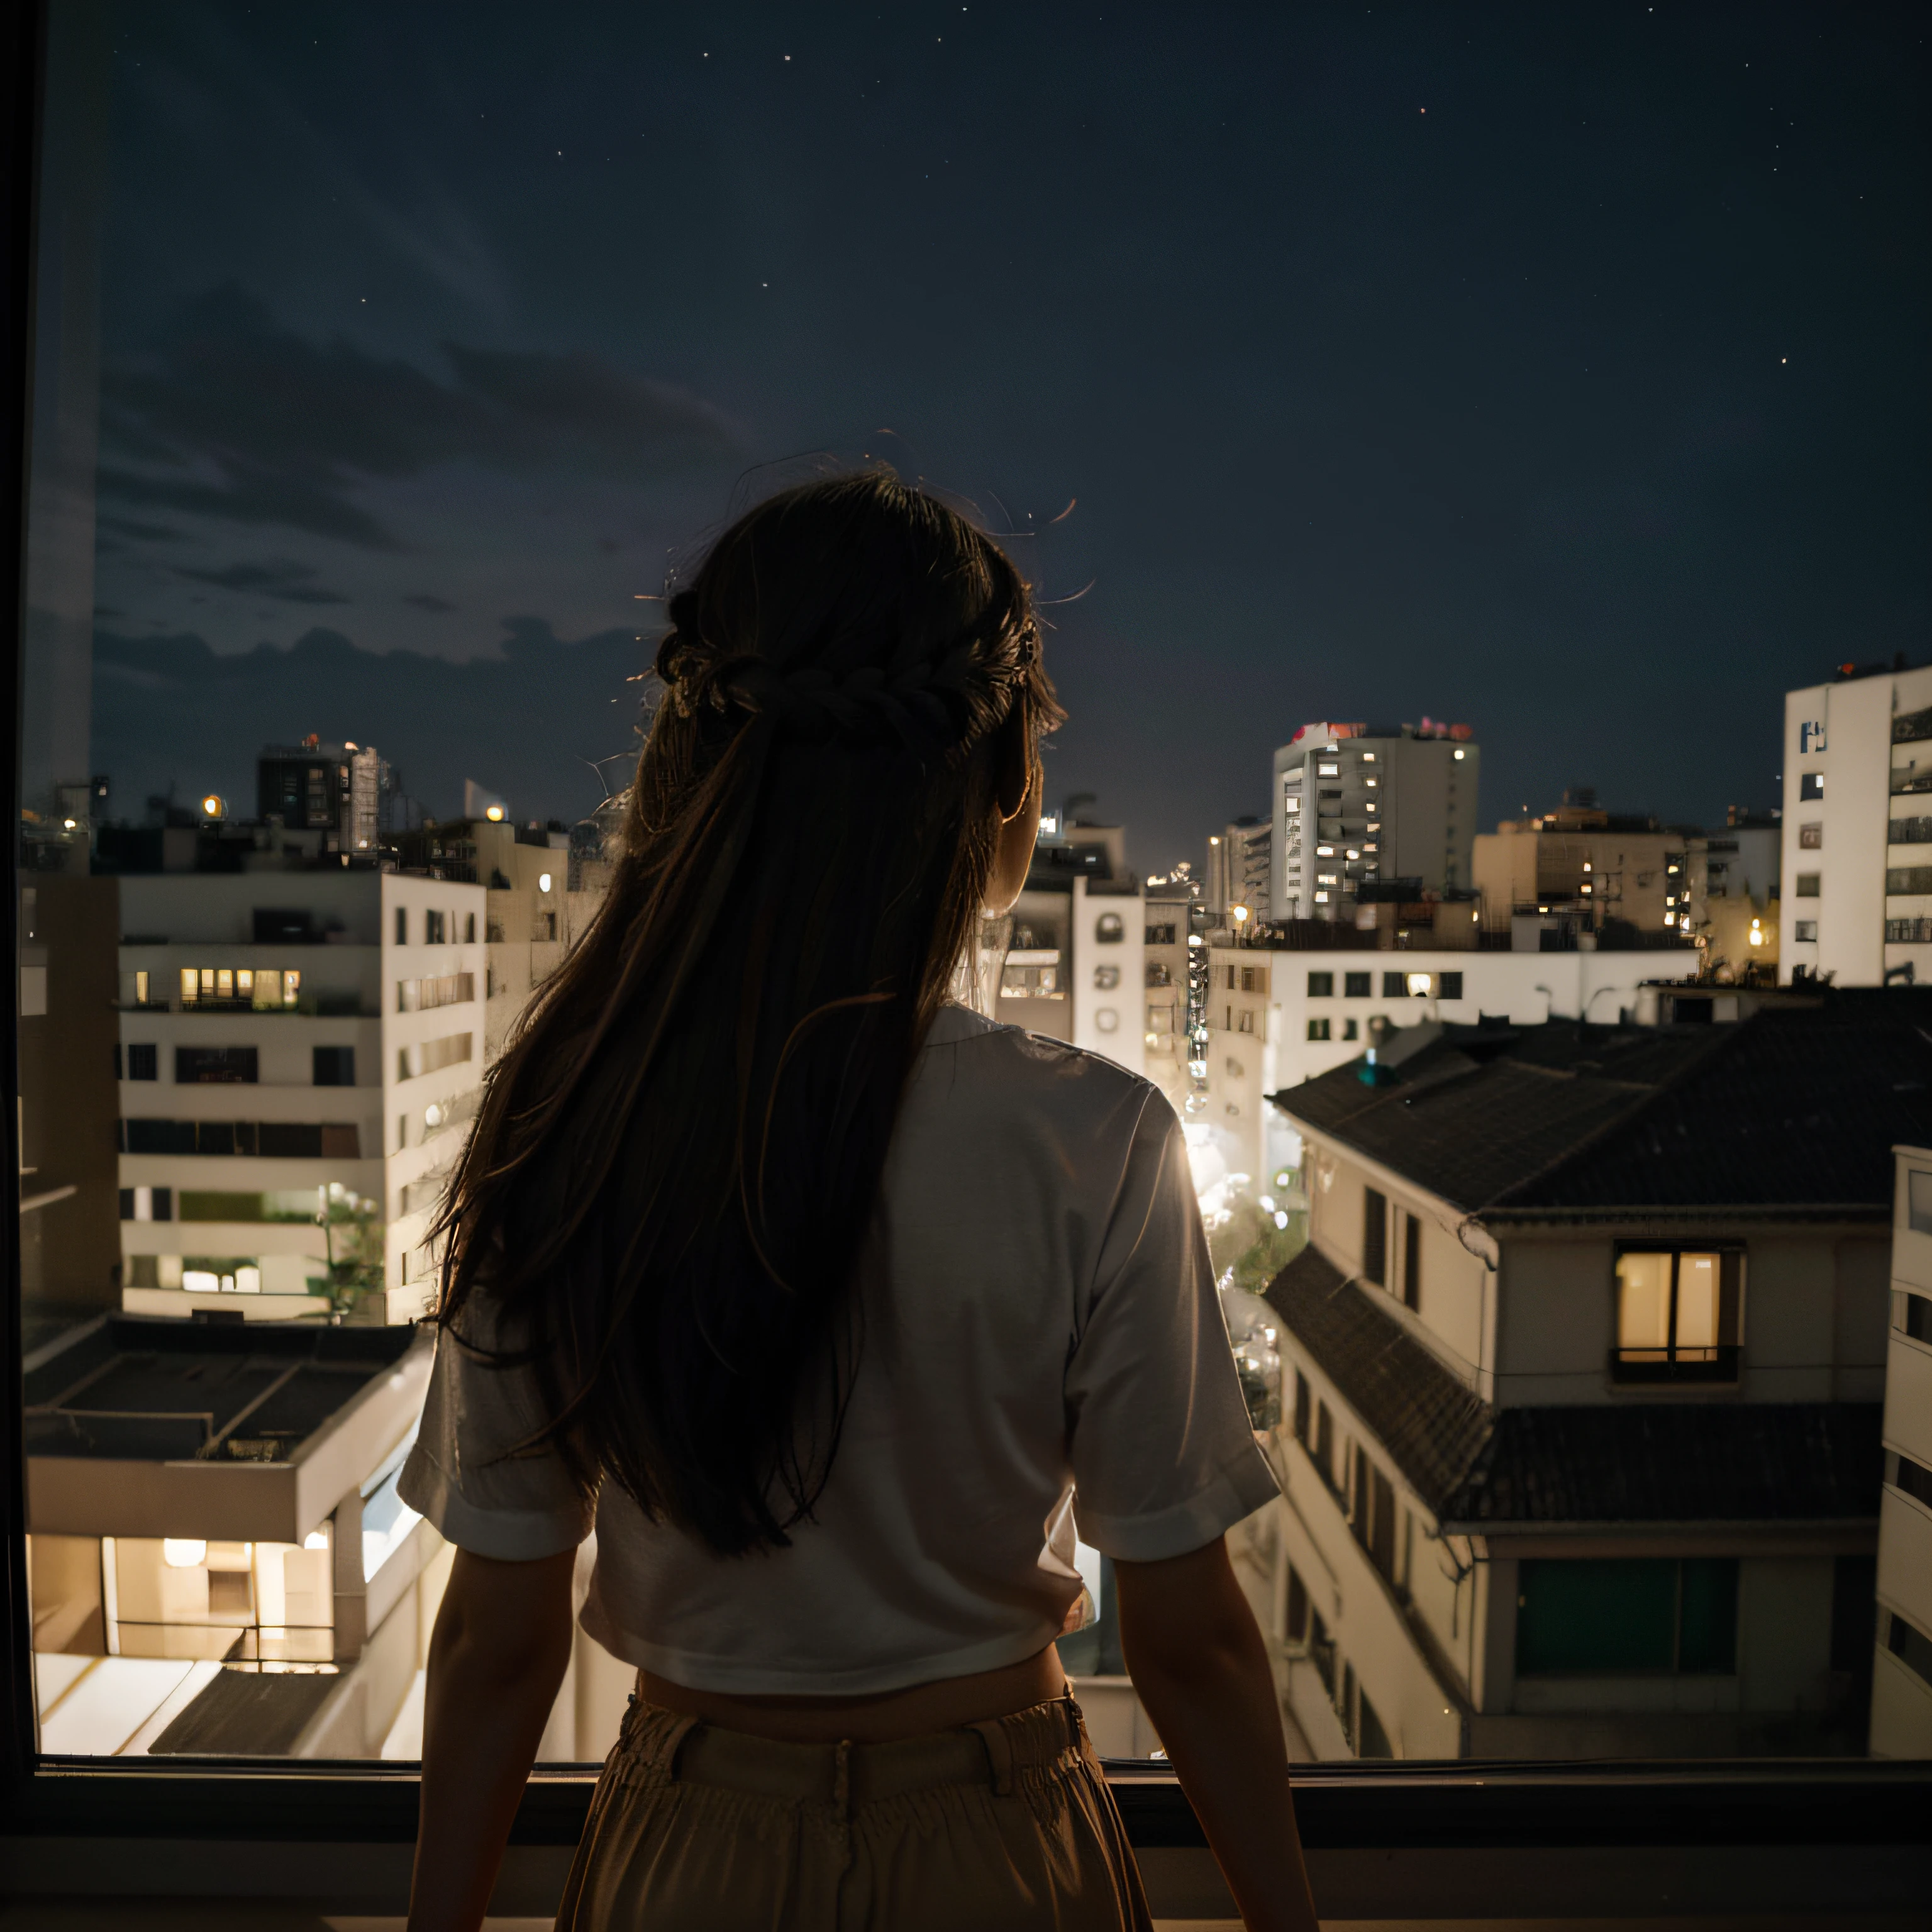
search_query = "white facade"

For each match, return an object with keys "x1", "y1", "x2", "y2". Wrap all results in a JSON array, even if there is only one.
[
  {"x1": 1206, "y1": 821, "x2": 1270, "y2": 921},
  {"x1": 1874, "y1": 1145, "x2": 1932, "y2": 1757},
  {"x1": 116, "y1": 871, "x2": 484, "y2": 1325},
  {"x1": 1782, "y1": 665, "x2": 1932, "y2": 986},
  {"x1": 1196, "y1": 945, "x2": 1698, "y2": 1194},
  {"x1": 1272, "y1": 724, "x2": 1480, "y2": 923}
]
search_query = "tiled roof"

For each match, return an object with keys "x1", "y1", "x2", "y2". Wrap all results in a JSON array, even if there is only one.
[
  {"x1": 1270, "y1": 992, "x2": 1932, "y2": 1216},
  {"x1": 1262, "y1": 1243, "x2": 1492, "y2": 1512},
  {"x1": 1440, "y1": 1401, "x2": 1883, "y2": 1527}
]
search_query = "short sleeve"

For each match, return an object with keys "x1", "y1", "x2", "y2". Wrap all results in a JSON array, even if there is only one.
[
  {"x1": 397, "y1": 1297, "x2": 596, "y2": 1562},
  {"x1": 1065, "y1": 1096, "x2": 1280, "y2": 1561}
]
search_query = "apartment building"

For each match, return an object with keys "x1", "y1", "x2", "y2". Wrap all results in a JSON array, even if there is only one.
[
  {"x1": 1782, "y1": 660, "x2": 1932, "y2": 987},
  {"x1": 992, "y1": 819, "x2": 1146, "y2": 1079},
  {"x1": 1872, "y1": 1145, "x2": 1932, "y2": 1756},
  {"x1": 1196, "y1": 941, "x2": 1698, "y2": 1203},
  {"x1": 115, "y1": 870, "x2": 484, "y2": 1326},
  {"x1": 1685, "y1": 811, "x2": 1781, "y2": 977},
  {"x1": 1272, "y1": 721, "x2": 1479, "y2": 923},
  {"x1": 1206, "y1": 818, "x2": 1271, "y2": 924},
  {"x1": 1252, "y1": 995, "x2": 1905, "y2": 1761},
  {"x1": 1474, "y1": 791, "x2": 1689, "y2": 941}
]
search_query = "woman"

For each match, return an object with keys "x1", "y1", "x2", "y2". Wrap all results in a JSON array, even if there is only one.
[{"x1": 399, "y1": 475, "x2": 1320, "y2": 1932}]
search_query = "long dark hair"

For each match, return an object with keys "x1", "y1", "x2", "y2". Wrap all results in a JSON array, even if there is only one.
[{"x1": 431, "y1": 474, "x2": 1060, "y2": 1555}]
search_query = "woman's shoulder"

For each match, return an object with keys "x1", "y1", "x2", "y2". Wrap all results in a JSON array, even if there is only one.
[{"x1": 916, "y1": 1005, "x2": 1175, "y2": 1141}]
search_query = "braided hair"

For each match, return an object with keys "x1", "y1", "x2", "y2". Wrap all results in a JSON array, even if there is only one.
[{"x1": 433, "y1": 474, "x2": 1060, "y2": 1556}]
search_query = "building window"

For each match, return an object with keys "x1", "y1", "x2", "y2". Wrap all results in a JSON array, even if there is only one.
[
  {"x1": 1345, "y1": 971, "x2": 1370, "y2": 997},
  {"x1": 313, "y1": 1046, "x2": 355, "y2": 1087},
  {"x1": 1239, "y1": 965, "x2": 1268, "y2": 993},
  {"x1": 1796, "y1": 919, "x2": 1818, "y2": 941},
  {"x1": 1363, "y1": 1186, "x2": 1387, "y2": 1286},
  {"x1": 465, "y1": 911, "x2": 477, "y2": 943},
  {"x1": 1292, "y1": 1370, "x2": 1311, "y2": 1447},
  {"x1": 1613, "y1": 1247, "x2": 1741, "y2": 1380},
  {"x1": 1094, "y1": 913, "x2": 1124, "y2": 943},
  {"x1": 1440, "y1": 972, "x2": 1463, "y2": 999},
  {"x1": 1884, "y1": 1610, "x2": 1932, "y2": 1695},
  {"x1": 118, "y1": 1186, "x2": 171, "y2": 1222},
  {"x1": 1307, "y1": 1018, "x2": 1331, "y2": 1041},
  {"x1": 1343, "y1": 1018, "x2": 1359, "y2": 1040},
  {"x1": 1236, "y1": 1009, "x2": 1255, "y2": 1035},
  {"x1": 1314, "y1": 1401, "x2": 1336, "y2": 1491},
  {"x1": 1795, "y1": 874, "x2": 1821, "y2": 897},
  {"x1": 1382, "y1": 971, "x2": 1406, "y2": 997},
  {"x1": 126, "y1": 1043, "x2": 157, "y2": 1082},
  {"x1": 1402, "y1": 1211, "x2": 1421, "y2": 1312},
  {"x1": 394, "y1": 906, "x2": 408, "y2": 945},
  {"x1": 1145, "y1": 962, "x2": 1172, "y2": 987},
  {"x1": 1350, "y1": 1449, "x2": 1398, "y2": 1585},
  {"x1": 1516, "y1": 1558, "x2": 1738, "y2": 1675},
  {"x1": 1800, "y1": 822, "x2": 1823, "y2": 849},
  {"x1": 425, "y1": 910, "x2": 447, "y2": 945},
  {"x1": 174, "y1": 1046, "x2": 258, "y2": 1085},
  {"x1": 1145, "y1": 923, "x2": 1175, "y2": 945},
  {"x1": 1093, "y1": 964, "x2": 1120, "y2": 991},
  {"x1": 1094, "y1": 1008, "x2": 1119, "y2": 1034},
  {"x1": 1799, "y1": 773, "x2": 1824, "y2": 801},
  {"x1": 1307, "y1": 971, "x2": 1334, "y2": 997}
]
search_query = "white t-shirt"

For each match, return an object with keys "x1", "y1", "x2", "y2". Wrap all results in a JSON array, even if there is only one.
[{"x1": 397, "y1": 1004, "x2": 1279, "y2": 1696}]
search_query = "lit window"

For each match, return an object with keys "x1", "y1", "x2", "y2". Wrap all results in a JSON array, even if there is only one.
[
  {"x1": 1314, "y1": 891, "x2": 1330, "y2": 904},
  {"x1": 1318, "y1": 762, "x2": 1340, "y2": 777},
  {"x1": 1364, "y1": 777, "x2": 1377, "y2": 787},
  {"x1": 1316, "y1": 845, "x2": 1335, "y2": 857},
  {"x1": 1317, "y1": 873, "x2": 1340, "y2": 885},
  {"x1": 1406, "y1": 973, "x2": 1431, "y2": 997},
  {"x1": 1362, "y1": 752, "x2": 1375, "y2": 762},
  {"x1": 1614, "y1": 1248, "x2": 1738, "y2": 1379},
  {"x1": 134, "y1": 970, "x2": 149, "y2": 1004},
  {"x1": 1284, "y1": 796, "x2": 1300, "y2": 813},
  {"x1": 1453, "y1": 748, "x2": 1466, "y2": 761}
]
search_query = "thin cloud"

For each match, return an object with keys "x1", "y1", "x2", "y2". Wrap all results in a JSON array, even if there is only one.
[
  {"x1": 174, "y1": 557, "x2": 352, "y2": 604},
  {"x1": 402, "y1": 592, "x2": 457, "y2": 613}
]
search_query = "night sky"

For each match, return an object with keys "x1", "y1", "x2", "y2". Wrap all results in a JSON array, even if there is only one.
[{"x1": 87, "y1": 3, "x2": 1928, "y2": 869}]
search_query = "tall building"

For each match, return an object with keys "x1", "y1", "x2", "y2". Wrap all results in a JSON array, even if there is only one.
[
  {"x1": 1781, "y1": 660, "x2": 1932, "y2": 987},
  {"x1": 1206, "y1": 819, "x2": 1270, "y2": 924},
  {"x1": 115, "y1": 869, "x2": 485, "y2": 1326},
  {"x1": 1257, "y1": 994, "x2": 1905, "y2": 1761},
  {"x1": 1272, "y1": 721, "x2": 1479, "y2": 924},
  {"x1": 1873, "y1": 1144, "x2": 1932, "y2": 1756},
  {"x1": 257, "y1": 738, "x2": 393, "y2": 855},
  {"x1": 1685, "y1": 808, "x2": 1781, "y2": 979}
]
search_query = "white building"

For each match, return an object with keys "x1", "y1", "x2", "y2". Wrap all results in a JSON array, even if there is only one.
[
  {"x1": 1873, "y1": 1143, "x2": 1932, "y2": 1757},
  {"x1": 1781, "y1": 662, "x2": 1932, "y2": 986},
  {"x1": 1272, "y1": 722, "x2": 1480, "y2": 923},
  {"x1": 1206, "y1": 819, "x2": 1270, "y2": 922},
  {"x1": 115, "y1": 870, "x2": 485, "y2": 1326},
  {"x1": 1194, "y1": 942, "x2": 1699, "y2": 1201}
]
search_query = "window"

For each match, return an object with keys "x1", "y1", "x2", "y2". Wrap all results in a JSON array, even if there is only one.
[
  {"x1": 313, "y1": 1046, "x2": 356, "y2": 1087},
  {"x1": 1292, "y1": 1370, "x2": 1311, "y2": 1446},
  {"x1": 1909, "y1": 1170, "x2": 1932, "y2": 1235},
  {"x1": 125, "y1": 1043, "x2": 157, "y2": 1082},
  {"x1": 1145, "y1": 923, "x2": 1176, "y2": 945},
  {"x1": 1795, "y1": 874, "x2": 1821, "y2": 897},
  {"x1": 117, "y1": 1187, "x2": 172, "y2": 1222},
  {"x1": 425, "y1": 910, "x2": 447, "y2": 945},
  {"x1": 394, "y1": 906, "x2": 408, "y2": 945},
  {"x1": 1236, "y1": 1009, "x2": 1255, "y2": 1035},
  {"x1": 1516, "y1": 1559, "x2": 1738, "y2": 1675},
  {"x1": 465, "y1": 911, "x2": 477, "y2": 943},
  {"x1": 1406, "y1": 972, "x2": 1431, "y2": 997},
  {"x1": 1440, "y1": 972, "x2": 1463, "y2": 1000},
  {"x1": 1344, "y1": 971, "x2": 1370, "y2": 997},
  {"x1": 1363, "y1": 1186, "x2": 1387, "y2": 1285},
  {"x1": 1343, "y1": 1018, "x2": 1359, "y2": 1040},
  {"x1": 1239, "y1": 965, "x2": 1267, "y2": 993},
  {"x1": 1307, "y1": 1018, "x2": 1331, "y2": 1041},
  {"x1": 1800, "y1": 822, "x2": 1823, "y2": 848},
  {"x1": 1094, "y1": 913, "x2": 1124, "y2": 943},
  {"x1": 1145, "y1": 962, "x2": 1172, "y2": 987},
  {"x1": 174, "y1": 1046, "x2": 258, "y2": 1085},
  {"x1": 1093, "y1": 964, "x2": 1120, "y2": 991},
  {"x1": 1885, "y1": 1610, "x2": 1932, "y2": 1694},
  {"x1": 1402, "y1": 1211, "x2": 1421, "y2": 1312},
  {"x1": 1613, "y1": 1248, "x2": 1741, "y2": 1380},
  {"x1": 1799, "y1": 772, "x2": 1825, "y2": 801},
  {"x1": 1382, "y1": 971, "x2": 1406, "y2": 997},
  {"x1": 1351, "y1": 1449, "x2": 1397, "y2": 1585},
  {"x1": 1314, "y1": 1402, "x2": 1336, "y2": 1491},
  {"x1": 1307, "y1": 971, "x2": 1333, "y2": 996},
  {"x1": 1796, "y1": 919, "x2": 1818, "y2": 940}
]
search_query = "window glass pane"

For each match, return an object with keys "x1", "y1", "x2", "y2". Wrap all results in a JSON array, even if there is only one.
[
  {"x1": 1674, "y1": 1252, "x2": 1721, "y2": 1350},
  {"x1": 1616, "y1": 1251, "x2": 1672, "y2": 1352},
  {"x1": 1679, "y1": 1559, "x2": 1739, "y2": 1674},
  {"x1": 1517, "y1": 1560, "x2": 1676, "y2": 1674}
]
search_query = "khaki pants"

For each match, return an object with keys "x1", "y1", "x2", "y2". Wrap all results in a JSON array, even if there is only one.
[{"x1": 553, "y1": 1688, "x2": 1156, "y2": 1931}]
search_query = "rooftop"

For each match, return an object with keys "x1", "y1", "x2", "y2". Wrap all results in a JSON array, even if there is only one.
[{"x1": 1270, "y1": 991, "x2": 1932, "y2": 1219}]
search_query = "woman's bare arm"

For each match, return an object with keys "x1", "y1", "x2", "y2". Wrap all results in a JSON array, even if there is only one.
[
  {"x1": 1115, "y1": 1536, "x2": 1320, "y2": 1932},
  {"x1": 408, "y1": 1545, "x2": 579, "y2": 1932}
]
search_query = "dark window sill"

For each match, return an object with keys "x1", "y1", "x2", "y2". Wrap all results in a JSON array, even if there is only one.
[{"x1": 1611, "y1": 1346, "x2": 1741, "y2": 1384}]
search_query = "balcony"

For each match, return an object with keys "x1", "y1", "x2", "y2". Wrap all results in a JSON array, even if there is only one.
[{"x1": 1611, "y1": 1344, "x2": 1742, "y2": 1385}]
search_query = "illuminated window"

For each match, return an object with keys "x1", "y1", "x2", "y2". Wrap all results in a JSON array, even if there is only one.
[{"x1": 1614, "y1": 1248, "x2": 1740, "y2": 1380}]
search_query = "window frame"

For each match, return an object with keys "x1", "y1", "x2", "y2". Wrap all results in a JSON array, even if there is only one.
[{"x1": 0, "y1": 3, "x2": 1924, "y2": 1907}]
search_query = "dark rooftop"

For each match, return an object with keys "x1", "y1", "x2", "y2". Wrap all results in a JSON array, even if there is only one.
[
  {"x1": 1263, "y1": 1246, "x2": 1883, "y2": 1529},
  {"x1": 1270, "y1": 990, "x2": 1932, "y2": 1218}
]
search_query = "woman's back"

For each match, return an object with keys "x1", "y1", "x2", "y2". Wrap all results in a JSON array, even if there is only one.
[{"x1": 408, "y1": 1006, "x2": 1275, "y2": 1697}]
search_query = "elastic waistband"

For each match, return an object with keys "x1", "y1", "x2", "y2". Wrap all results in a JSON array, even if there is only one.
[{"x1": 615, "y1": 1689, "x2": 1089, "y2": 1806}]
